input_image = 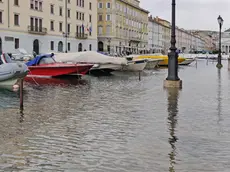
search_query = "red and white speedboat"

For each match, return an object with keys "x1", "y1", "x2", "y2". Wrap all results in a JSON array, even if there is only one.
[{"x1": 25, "y1": 53, "x2": 93, "y2": 78}]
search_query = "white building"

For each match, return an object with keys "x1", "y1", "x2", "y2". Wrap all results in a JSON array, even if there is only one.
[
  {"x1": 0, "y1": 0, "x2": 97, "y2": 54},
  {"x1": 148, "y1": 17, "x2": 164, "y2": 53}
]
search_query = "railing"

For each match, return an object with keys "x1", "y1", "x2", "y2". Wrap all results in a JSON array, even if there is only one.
[
  {"x1": 28, "y1": 26, "x2": 47, "y2": 35},
  {"x1": 76, "y1": 33, "x2": 88, "y2": 39},
  {"x1": 130, "y1": 36, "x2": 141, "y2": 42}
]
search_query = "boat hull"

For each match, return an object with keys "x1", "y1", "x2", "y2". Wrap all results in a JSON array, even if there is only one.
[
  {"x1": 89, "y1": 64, "x2": 122, "y2": 76},
  {"x1": 136, "y1": 55, "x2": 185, "y2": 66},
  {"x1": 179, "y1": 58, "x2": 195, "y2": 65},
  {"x1": 145, "y1": 59, "x2": 163, "y2": 69},
  {"x1": 27, "y1": 64, "x2": 93, "y2": 77},
  {"x1": 121, "y1": 60, "x2": 147, "y2": 71}
]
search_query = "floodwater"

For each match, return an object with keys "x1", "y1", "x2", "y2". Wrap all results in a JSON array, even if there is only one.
[{"x1": 0, "y1": 59, "x2": 230, "y2": 172}]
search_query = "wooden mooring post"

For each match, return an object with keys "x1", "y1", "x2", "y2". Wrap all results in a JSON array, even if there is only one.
[{"x1": 19, "y1": 79, "x2": 24, "y2": 111}]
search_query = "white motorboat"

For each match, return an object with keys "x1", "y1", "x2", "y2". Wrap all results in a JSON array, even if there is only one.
[
  {"x1": 121, "y1": 58, "x2": 147, "y2": 72},
  {"x1": 53, "y1": 51, "x2": 127, "y2": 76},
  {"x1": 11, "y1": 48, "x2": 34, "y2": 62},
  {"x1": 0, "y1": 53, "x2": 28, "y2": 88},
  {"x1": 144, "y1": 59, "x2": 163, "y2": 69},
  {"x1": 179, "y1": 58, "x2": 195, "y2": 65}
]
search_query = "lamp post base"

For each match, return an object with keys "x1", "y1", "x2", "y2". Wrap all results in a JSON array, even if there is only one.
[
  {"x1": 163, "y1": 79, "x2": 182, "y2": 89},
  {"x1": 216, "y1": 63, "x2": 223, "y2": 69}
]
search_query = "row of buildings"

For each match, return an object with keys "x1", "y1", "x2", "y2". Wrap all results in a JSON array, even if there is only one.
[{"x1": 0, "y1": 0, "x2": 216, "y2": 55}]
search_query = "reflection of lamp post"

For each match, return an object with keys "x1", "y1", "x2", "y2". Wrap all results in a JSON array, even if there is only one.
[
  {"x1": 107, "y1": 38, "x2": 111, "y2": 54},
  {"x1": 217, "y1": 69, "x2": 222, "y2": 124},
  {"x1": 167, "y1": 88, "x2": 179, "y2": 172},
  {"x1": 217, "y1": 15, "x2": 224, "y2": 68},
  {"x1": 164, "y1": 0, "x2": 182, "y2": 88}
]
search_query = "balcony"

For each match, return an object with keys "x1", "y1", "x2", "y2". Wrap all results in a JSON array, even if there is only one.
[
  {"x1": 76, "y1": 33, "x2": 88, "y2": 39},
  {"x1": 130, "y1": 36, "x2": 141, "y2": 42},
  {"x1": 28, "y1": 26, "x2": 47, "y2": 35}
]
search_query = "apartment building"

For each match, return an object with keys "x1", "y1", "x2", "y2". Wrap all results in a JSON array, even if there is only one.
[
  {"x1": 97, "y1": 0, "x2": 149, "y2": 54},
  {"x1": 0, "y1": 0, "x2": 97, "y2": 54},
  {"x1": 148, "y1": 16, "x2": 164, "y2": 53},
  {"x1": 148, "y1": 15, "x2": 207, "y2": 54}
]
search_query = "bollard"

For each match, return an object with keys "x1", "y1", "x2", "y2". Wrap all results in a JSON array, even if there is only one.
[
  {"x1": 139, "y1": 71, "x2": 140, "y2": 81},
  {"x1": 19, "y1": 79, "x2": 24, "y2": 111}
]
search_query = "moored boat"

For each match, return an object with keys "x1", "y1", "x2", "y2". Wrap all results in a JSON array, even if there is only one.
[
  {"x1": 0, "y1": 53, "x2": 28, "y2": 89},
  {"x1": 133, "y1": 53, "x2": 185, "y2": 66},
  {"x1": 121, "y1": 58, "x2": 147, "y2": 72},
  {"x1": 25, "y1": 53, "x2": 93, "y2": 78},
  {"x1": 54, "y1": 51, "x2": 127, "y2": 76}
]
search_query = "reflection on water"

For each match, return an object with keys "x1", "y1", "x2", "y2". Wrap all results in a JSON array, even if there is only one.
[
  {"x1": 217, "y1": 69, "x2": 222, "y2": 123},
  {"x1": 167, "y1": 88, "x2": 179, "y2": 172},
  {"x1": 0, "y1": 60, "x2": 230, "y2": 172},
  {"x1": 0, "y1": 88, "x2": 19, "y2": 109}
]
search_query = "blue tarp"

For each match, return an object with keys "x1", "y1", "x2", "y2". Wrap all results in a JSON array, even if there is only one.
[{"x1": 26, "y1": 53, "x2": 54, "y2": 66}]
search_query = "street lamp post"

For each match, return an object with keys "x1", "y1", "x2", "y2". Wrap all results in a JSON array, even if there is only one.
[
  {"x1": 107, "y1": 38, "x2": 111, "y2": 54},
  {"x1": 217, "y1": 15, "x2": 224, "y2": 69},
  {"x1": 164, "y1": 0, "x2": 182, "y2": 88}
]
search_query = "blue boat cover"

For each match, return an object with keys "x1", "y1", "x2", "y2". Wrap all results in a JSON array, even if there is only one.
[{"x1": 26, "y1": 53, "x2": 54, "y2": 66}]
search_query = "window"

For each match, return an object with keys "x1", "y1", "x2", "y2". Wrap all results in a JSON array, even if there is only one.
[
  {"x1": 89, "y1": 2, "x2": 92, "y2": 10},
  {"x1": 59, "y1": 22, "x2": 62, "y2": 32},
  {"x1": 59, "y1": 7, "x2": 62, "y2": 16},
  {"x1": 76, "y1": 12, "x2": 78, "y2": 19},
  {"x1": 77, "y1": 0, "x2": 78, "y2": 6},
  {"x1": 98, "y1": 14, "x2": 102, "y2": 21},
  {"x1": 50, "y1": 4, "x2": 54, "y2": 14},
  {"x1": 98, "y1": 2, "x2": 102, "y2": 8},
  {"x1": 14, "y1": 14, "x2": 19, "y2": 26},
  {"x1": 68, "y1": 9, "x2": 70, "y2": 18},
  {"x1": 82, "y1": 13, "x2": 84, "y2": 20},
  {"x1": 89, "y1": 15, "x2": 92, "y2": 23},
  {"x1": 67, "y1": 24, "x2": 70, "y2": 33},
  {"x1": 14, "y1": 0, "x2": 19, "y2": 6},
  {"x1": 50, "y1": 41, "x2": 54, "y2": 50},
  {"x1": 50, "y1": 21, "x2": 54, "y2": 31},
  {"x1": 106, "y1": 14, "x2": 110, "y2": 21},
  {"x1": 15, "y1": 38, "x2": 19, "y2": 49},
  {"x1": 39, "y1": 1, "x2": 42, "y2": 11},
  {"x1": 98, "y1": 26, "x2": 102, "y2": 35},
  {"x1": 35, "y1": 1, "x2": 38, "y2": 10},
  {"x1": 82, "y1": 0, "x2": 84, "y2": 7},
  {"x1": 68, "y1": 0, "x2": 70, "y2": 3},
  {"x1": 0, "y1": 11, "x2": 2, "y2": 23},
  {"x1": 89, "y1": 44, "x2": 92, "y2": 51},
  {"x1": 107, "y1": 2, "x2": 110, "y2": 8},
  {"x1": 68, "y1": 42, "x2": 70, "y2": 51},
  {"x1": 106, "y1": 25, "x2": 111, "y2": 35}
]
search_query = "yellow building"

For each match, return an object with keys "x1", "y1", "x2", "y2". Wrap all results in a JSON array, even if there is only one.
[
  {"x1": 0, "y1": 0, "x2": 97, "y2": 54},
  {"x1": 97, "y1": 0, "x2": 149, "y2": 54}
]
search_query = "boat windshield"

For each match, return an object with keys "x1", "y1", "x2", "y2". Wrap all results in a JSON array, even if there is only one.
[
  {"x1": 39, "y1": 57, "x2": 56, "y2": 65},
  {"x1": 3, "y1": 53, "x2": 13, "y2": 63}
]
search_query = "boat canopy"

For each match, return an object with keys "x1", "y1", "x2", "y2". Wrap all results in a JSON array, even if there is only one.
[
  {"x1": 54, "y1": 51, "x2": 127, "y2": 65},
  {"x1": 26, "y1": 53, "x2": 54, "y2": 66}
]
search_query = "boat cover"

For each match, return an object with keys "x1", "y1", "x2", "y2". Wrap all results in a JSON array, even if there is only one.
[
  {"x1": 54, "y1": 51, "x2": 127, "y2": 65},
  {"x1": 26, "y1": 53, "x2": 54, "y2": 66}
]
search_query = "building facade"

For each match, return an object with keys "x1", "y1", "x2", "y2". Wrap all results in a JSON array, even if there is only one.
[
  {"x1": 97, "y1": 0, "x2": 149, "y2": 55},
  {"x1": 0, "y1": 0, "x2": 97, "y2": 54},
  {"x1": 148, "y1": 15, "x2": 207, "y2": 54},
  {"x1": 148, "y1": 16, "x2": 163, "y2": 53}
]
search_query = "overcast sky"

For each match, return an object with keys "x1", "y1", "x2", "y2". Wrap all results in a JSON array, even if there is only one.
[{"x1": 140, "y1": 0, "x2": 230, "y2": 31}]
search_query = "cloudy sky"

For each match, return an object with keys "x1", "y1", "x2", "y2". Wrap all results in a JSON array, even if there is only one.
[{"x1": 140, "y1": 0, "x2": 230, "y2": 31}]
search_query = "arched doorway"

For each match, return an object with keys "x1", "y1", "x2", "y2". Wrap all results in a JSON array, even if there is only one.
[
  {"x1": 58, "y1": 41, "x2": 63, "y2": 52},
  {"x1": 78, "y1": 43, "x2": 82, "y2": 52},
  {"x1": 0, "y1": 38, "x2": 2, "y2": 53},
  {"x1": 33, "y1": 39, "x2": 39, "y2": 55},
  {"x1": 98, "y1": 41, "x2": 103, "y2": 52}
]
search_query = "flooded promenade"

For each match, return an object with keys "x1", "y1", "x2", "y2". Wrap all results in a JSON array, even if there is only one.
[{"x1": 0, "y1": 59, "x2": 230, "y2": 172}]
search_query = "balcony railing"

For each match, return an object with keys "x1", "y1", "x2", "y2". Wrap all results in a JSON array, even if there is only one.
[
  {"x1": 130, "y1": 36, "x2": 141, "y2": 42},
  {"x1": 76, "y1": 33, "x2": 88, "y2": 39},
  {"x1": 28, "y1": 26, "x2": 47, "y2": 35}
]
